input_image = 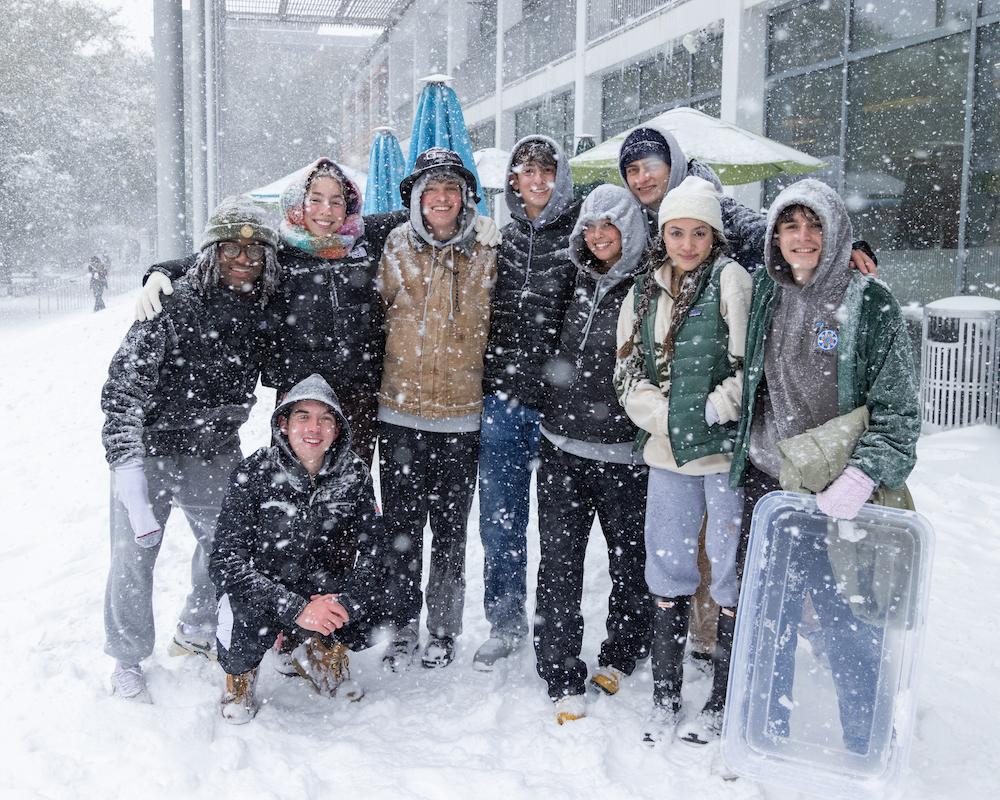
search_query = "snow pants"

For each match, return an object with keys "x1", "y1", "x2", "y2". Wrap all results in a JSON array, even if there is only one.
[
  {"x1": 643, "y1": 467, "x2": 744, "y2": 607},
  {"x1": 104, "y1": 446, "x2": 240, "y2": 664},
  {"x1": 742, "y1": 465, "x2": 881, "y2": 754},
  {"x1": 533, "y1": 439, "x2": 651, "y2": 700},
  {"x1": 378, "y1": 422, "x2": 479, "y2": 641},
  {"x1": 216, "y1": 592, "x2": 378, "y2": 676},
  {"x1": 477, "y1": 392, "x2": 542, "y2": 641}
]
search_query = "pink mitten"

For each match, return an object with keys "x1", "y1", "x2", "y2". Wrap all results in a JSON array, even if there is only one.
[{"x1": 816, "y1": 466, "x2": 875, "y2": 520}]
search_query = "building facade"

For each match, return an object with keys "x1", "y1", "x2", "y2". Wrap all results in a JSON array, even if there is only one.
[{"x1": 344, "y1": 0, "x2": 1000, "y2": 305}]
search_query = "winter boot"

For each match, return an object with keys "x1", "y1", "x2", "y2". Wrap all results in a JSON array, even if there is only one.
[
  {"x1": 167, "y1": 622, "x2": 217, "y2": 660},
  {"x1": 421, "y1": 636, "x2": 455, "y2": 669},
  {"x1": 679, "y1": 605, "x2": 736, "y2": 746},
  {"x1": 472, "y1": 634, "x2": 522, "y2": 672},
  {"x1": 292, "y1": 639, "x2": 364, "y2": 701},
  {"x1": 220, "y1": 668, "x2": 259, "y2": 724},
  {"x1": 589, "y1": 665, "x2": 624, "y2": 696},
  {"x1": 651, "y1": 595, "x2": 691, "y2": 710},
  {"x1": 110, "y1": 662, "x2": 151, "y2": 704},
  {"x1": 382, "y1": 633, "x2": 419, "y2": 673},
  {"x1": 554, "y1": 694, "x2": 586, "y2": 725},
  {"x1": 643, "y1": 696, "x2": 683, "y2": 746}
]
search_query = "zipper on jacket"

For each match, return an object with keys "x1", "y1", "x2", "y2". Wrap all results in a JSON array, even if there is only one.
[
  {"x1": 326, "y1": 262, "x2": 340, "y2": 308},
  {"x1": 518, "y1": 226, "x2": 535, "y2": 305}
]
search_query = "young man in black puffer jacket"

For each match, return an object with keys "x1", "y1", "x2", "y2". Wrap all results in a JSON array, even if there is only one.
[{"x1": 474, "y1": 135, "x2": 581, "y2": 670}]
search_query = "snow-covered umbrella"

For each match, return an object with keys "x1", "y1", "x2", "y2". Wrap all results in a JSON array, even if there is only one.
[
  {"x1": 569, "y1": 106, "x2": 825, "y2": 186},
  {"x1": 362, "y1": 127, "x2": 406, "y2": 215},
  {"x1": 407, "y1": 75, "x2": 488, "y2": 215},
  {"x1": 248, "y1": 162, "x2": 368, "y2": 208},
  {"x1": 473, "y1": 147, "x2": 510, "y2": 218}
]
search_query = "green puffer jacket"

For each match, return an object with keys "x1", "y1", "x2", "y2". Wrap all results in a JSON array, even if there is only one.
[{"x1": 731, "y1": 268, "x2": 920, "y2": 490}]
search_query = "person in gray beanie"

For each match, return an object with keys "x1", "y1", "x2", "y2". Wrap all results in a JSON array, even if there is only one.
[{"x1": 100, "y1": 196, "x2": 279, "y2": 703}]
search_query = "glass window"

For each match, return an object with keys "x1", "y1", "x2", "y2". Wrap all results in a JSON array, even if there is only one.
[
  {"x1": 691, "y1": 33, "x2": 723, "y2": 95},
  {"x1": 768, "y1": 0, "x2": 846, "y2": 75},
  {"x1": 764, "y1": 66, "x2": 842, "y2": 203},
  {"x1": 966, "y1": 23, "x2": 1000, "y2": 295},
  {"x1": 984, "y1": 1, "x2": 1000, "y2": 16},
  {"x1": 469, "y1": 120, "x2": 496, "y2": 151},
  {"x1": 691, "y1": 96, "x2": 721, "y2": 118},
  {"x1": 850, "y1": 0, "x2": 975, "y2": 51},
  {"x1": 845, "y1": 34, "x2": 969, "y2": 303}
]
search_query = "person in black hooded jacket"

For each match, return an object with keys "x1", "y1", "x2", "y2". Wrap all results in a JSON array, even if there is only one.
[
  {"x1": 474, "y1": 134, "x2": 581, "y2": 670},
  {"x1": 209, "y1": 373, "x2": 388, "y2": 723}
]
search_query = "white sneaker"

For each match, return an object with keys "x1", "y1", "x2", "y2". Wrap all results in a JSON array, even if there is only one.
[
  {"x1": 167, "y1": 623, "x2": 217, "y2": 660},
  {"x1": 111, "y1": 662, "x2": 151, "y2": 703},
  {"x1": 472, "y1": 635, "x2": 521, "y2": 672},
  {"x1": 554, "y1": 694, "x2": 586, "y2": 725}
]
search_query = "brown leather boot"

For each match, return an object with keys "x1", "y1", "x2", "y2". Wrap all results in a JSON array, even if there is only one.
[
  {"x1": 221, "y1": 667, "x2": 259, "y2": 724},
  {"x1": 292, "y1": 639, "x2": 364, "y2": 701}
]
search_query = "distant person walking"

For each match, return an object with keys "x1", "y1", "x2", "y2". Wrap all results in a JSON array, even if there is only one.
[{"x1": 89, "y1": 256, "x2": 108, "y2": 311}]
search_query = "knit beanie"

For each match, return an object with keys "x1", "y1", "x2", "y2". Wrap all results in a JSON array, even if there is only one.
[
  {"x1": 657, "y1": 176, "x2": 723, "y2": 234},
  {"x1": 618, "y1": 127, "x2": 671, "y2": 174},
  {"x1": 200, "y1": 195, "x2": 278, "y2": 250}
]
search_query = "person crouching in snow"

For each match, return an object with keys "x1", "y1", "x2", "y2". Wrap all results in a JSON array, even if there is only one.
[
  {"x1": 614, "y1": 176, "x2": 752, "y2": 745},
  {"x1": 729, "y1": 179, "x2": 919, "y2": 753},
  {"x1": 377, "y1": 148, "x2": 497, "y2": 671},
  {"x1": 532, "y1": 184, "x2": 651, "y2": 725},
  {"x1": 101, "y1": 198, "x2": 280, "y2": 702},
  {"x1": 209, "y1": 374, "x2": 388, "y2": 723}
]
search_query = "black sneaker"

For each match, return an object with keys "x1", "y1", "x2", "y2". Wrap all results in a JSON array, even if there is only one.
[{"x1": 421, "y1": 636, "x2": 455, "y2": 669}]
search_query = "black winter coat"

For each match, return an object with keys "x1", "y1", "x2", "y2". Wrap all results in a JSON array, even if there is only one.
[
  {"x1": 483, "y1": 201, "x2": 581, "y2": 410},
  {"x1": 101, "y1": 276, "x2": 267, "y2": 465},
  {"x1": 542, "y1": 272, "x2": 640, "y2": 445},
  {"x1": 209, "y1": 441, "x2": 384, "y2": 630}
]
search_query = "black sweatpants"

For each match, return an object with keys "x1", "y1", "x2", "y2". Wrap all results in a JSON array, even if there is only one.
[
  {"x1": 378, "y1": 421, "x2": 479, "y2": 640},
  {"x1": 533, "y1": 438, "x2": 651, "y2": 700}
]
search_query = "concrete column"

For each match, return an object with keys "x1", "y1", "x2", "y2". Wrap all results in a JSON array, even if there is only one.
[
  {"x1": 204, "y1": 0, "x2": 219, "y2": 212},
  {"x1": 189, "y1": 0, "x2": 207, "y2": 240},
  {"x1": 573, "y1": 0, "x2": 587, "y2": 147},
  {"x1": 153, "y1": 0, "x2": 187, "y2": 259},
  {"x1": 494, "y1": 0, "x2": 504, "y2": 147}
]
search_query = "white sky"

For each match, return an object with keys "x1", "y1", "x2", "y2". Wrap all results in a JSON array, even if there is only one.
[{"x1": 91, "y1": 0, "x2": 154, "y2": 51}]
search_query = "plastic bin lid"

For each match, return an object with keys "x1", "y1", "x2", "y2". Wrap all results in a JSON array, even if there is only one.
[
  {"x1": 925, "y1": 295, "x2": 1000, "y2": 313},
  {"x1": 721, "y1": 492, "x2": 934, "y2": 800}
]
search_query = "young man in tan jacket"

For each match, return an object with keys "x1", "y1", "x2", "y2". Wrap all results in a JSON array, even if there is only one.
[{"x1": 376, "y1": 148, "x2": 498, "y2": 671}]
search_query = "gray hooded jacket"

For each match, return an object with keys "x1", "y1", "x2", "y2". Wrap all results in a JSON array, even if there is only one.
[{"x1": 541, "y1": 184, "x2": 647, "y2": 461}]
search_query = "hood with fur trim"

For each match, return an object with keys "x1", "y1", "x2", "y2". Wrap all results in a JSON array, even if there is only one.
[{"x1": 505, "y1": 134, "x2": 575, "y2": 228}]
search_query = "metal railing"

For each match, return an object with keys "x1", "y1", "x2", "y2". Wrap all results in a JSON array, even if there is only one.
[
  {"x1": 587, "y1": 0, "x2": 674, "y2": 42},
  {"x1": 503, "y1": 2, "x2": 575, "y2": 83},
  {"x1": 0, "y1": 269, "x2": 142, "y2": 324}
]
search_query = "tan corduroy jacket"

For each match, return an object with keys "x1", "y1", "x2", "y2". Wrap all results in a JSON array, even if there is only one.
[{"x1": 376, "y1": 224, "x2": 497, "y2": 419}]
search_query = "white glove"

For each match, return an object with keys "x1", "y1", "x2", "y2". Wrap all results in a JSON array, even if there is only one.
[
  {"x1": 134, "y1": 272, "x2": 174, "y2": 322},
  {"x1": 473, "y1": 215, "x2": 501, "y2": 247},
  {"x1": 112, "y1": 460, "x2": 162, "y2": 547},
  {"x1": 705, "y1": 398, "x2": 721, "y2": 427}
]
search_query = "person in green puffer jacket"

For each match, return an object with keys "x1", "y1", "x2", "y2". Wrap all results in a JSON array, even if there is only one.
[
  {"x1": 615, "y1": 176, "x2": 752, "y2": 747},
  {"x1": 729, "y1": 177, "x2": 920, "y2": 755}
]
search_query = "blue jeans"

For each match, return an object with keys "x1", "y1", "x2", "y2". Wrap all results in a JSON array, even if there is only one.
[{"x1": 478, "y1": 393, "x2": 541, "y2": 639}]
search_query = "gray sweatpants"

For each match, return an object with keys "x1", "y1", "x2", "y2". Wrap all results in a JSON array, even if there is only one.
[
  {"x1": 104, "y1": 448, "x2": 240, "y2": 664},
  {"x1": 643, "y1": 467, "x2": 744, "y2": 608}
]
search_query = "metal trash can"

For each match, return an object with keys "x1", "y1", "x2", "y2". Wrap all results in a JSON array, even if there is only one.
[{"x1": 920, "y1": 296, "x2": 1000, "y2": 431}]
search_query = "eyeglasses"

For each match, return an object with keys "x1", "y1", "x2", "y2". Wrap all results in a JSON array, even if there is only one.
[{"x1": 218, "y1": 242, "x2": 266, "y2": 263}]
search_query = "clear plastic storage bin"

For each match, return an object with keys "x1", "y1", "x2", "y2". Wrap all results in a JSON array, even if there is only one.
[{"x1": 721, "y1": 491, "x2": 934, "y2": 799}]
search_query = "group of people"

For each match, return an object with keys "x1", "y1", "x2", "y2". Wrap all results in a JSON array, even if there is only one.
[{"x1": 101, "y1": 123, "x2": 919, "y2": 750}]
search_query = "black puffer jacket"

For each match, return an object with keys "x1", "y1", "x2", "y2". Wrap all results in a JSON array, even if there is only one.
[
  {"x1": 101, "y1": 273, "x2": 267, "y2": 465},
  {"x1": 483, "y1": 135, "x2": 580, "y2": 410},
  {"x1": 209, "y1": 374, "x2": 387, "y2": 628},
  {"x1": 542, "y1": 185, "x2": 647, "y2": 444}
]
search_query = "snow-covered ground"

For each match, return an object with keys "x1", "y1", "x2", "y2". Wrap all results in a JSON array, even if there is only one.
[{"x1": 2, "y1": 296, "x2": 997, "y2": 800}]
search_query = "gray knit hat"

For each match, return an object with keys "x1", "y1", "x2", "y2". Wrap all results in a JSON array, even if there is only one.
[{"x1": 199, "y1": 195, "x2": 279, "y2": 251}]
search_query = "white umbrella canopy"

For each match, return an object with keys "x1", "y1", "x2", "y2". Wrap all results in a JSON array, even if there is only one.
[
  {"x1": 569, "y1": 106, "x2": 825, "y2": 186},
  {"x1": 473, "y1": 147, "x2": 511, "y2": 191},
  {"x1": 248, "y1": 162, "x2": 368, "y2": 206}
]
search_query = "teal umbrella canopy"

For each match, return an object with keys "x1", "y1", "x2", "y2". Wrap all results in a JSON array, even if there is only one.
[
  {"x1": 407, "y1": 75, "x2": 488, "y2": 215},
  {"x1": 363, "y1": 127, "x2": 405, "y2": 215}
]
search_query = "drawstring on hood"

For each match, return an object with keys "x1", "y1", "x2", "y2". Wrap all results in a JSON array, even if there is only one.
[
  {"x1": 271, "y1": 373, "x2": 353, "y2": 491},
  {"x1": 505, "y1": 134, "x2": 575, "y2": 228}
]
